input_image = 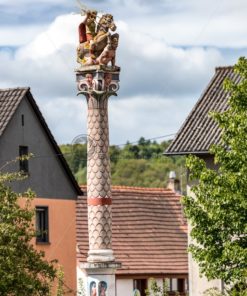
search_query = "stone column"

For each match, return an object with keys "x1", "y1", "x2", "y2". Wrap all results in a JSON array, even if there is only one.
[{"x1": 76, "y1": 65, "x2": 121, "y2": 296}]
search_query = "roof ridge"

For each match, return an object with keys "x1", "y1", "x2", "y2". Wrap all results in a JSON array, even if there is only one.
[
  {"x1": 112, "y1": 185, "x2": 169, "y2": 191},
  {"x1": 0, "y1": 86, "x2": 30, "y2": 92},
  {"x1": 215, "y1": 66, "x2": 233, "y2": 71},
  {"x1": 80, "y1": 184, "x2": 177, "y2": 193}
]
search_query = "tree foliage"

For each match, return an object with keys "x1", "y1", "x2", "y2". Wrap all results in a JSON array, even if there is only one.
[
  {"x1": 0, "y1": 170, "x2": 57, "y2": 295},
  {"x1": 183, "y1": 57, "x2": 247, "y2": 288},
  {"x1": 60, "y1": 139, "x2": 185, "y2": 189},
  {"x1": 203, "y1": 287, "x2": 247, "y2": 296},
  {"x1": 145, "y1": 278, "x2": 169, "y2": 296}
]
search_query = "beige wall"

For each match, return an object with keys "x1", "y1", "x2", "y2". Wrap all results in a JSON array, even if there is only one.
[
  {"x1": 116, "y1": 278, "x2": 133, "y2": 296},
  {"x1": 20, "y1": 197, "x2": 77, "y2": 294}
]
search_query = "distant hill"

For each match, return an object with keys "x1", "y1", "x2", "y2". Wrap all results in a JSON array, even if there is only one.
[{"x1": 60, "y1": 137, "x2": 185, "y2": 191}]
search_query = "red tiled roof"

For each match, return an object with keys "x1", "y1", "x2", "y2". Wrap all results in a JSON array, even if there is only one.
[
  {"x1": 165, "y1": 66, "x2": 240, "y2": 155},
  {"x1": 76, "y1": 186, "x2": 188, "y2": 276}
]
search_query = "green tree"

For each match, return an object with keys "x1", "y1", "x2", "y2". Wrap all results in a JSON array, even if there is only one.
[
  {"x1": 109, "y1": 145, "x2": 121, "y2": 164},
  {"x1": 60, "y1": 143, "x2": 87, "y2": 173},
  {"x1": 183, "y1": 57, "x2": 247, "y2": 289},
  {"x1": 60, "y1": 139, "x2": 185, "y2": 189},
  {"x1": 111, "y1": 157, "x2": 185, "y2": 188},
  {"x1": 77, "y1": 278, "x2": 86, "y2": 296},
  {"x1": 203, "y1": 288, "x2": 226, "y2": 296},
  {"x1": 0, "y1": 169, "x2": 57, "y2": 295},
  {"x1": 203, "y1": 287, "x2": 247, "y2": 296},
  {"x1": 145, "y1": 278, "x2": 169, "y2": 296}
]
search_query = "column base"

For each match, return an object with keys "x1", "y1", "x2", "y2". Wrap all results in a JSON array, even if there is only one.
[
  {"x1": 87, "y1": 249, "x2": 115, "y2": 263},
  {"x1": 78, "y1": 261, "x2": 122, "y2": 296},
  {"x1": 80, "y1": 261, "x2": 122, "y2": 271}
]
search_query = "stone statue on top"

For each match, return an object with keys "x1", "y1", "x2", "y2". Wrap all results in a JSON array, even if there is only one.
[{"x1": 77, "y1": 8, "x2": 119, "y2": 69}]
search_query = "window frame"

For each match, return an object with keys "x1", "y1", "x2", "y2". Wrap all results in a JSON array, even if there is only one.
[
  {"x1": 36, "y1": 206, "x2": 49, "y2": 244},
  {"x1": 164, "y1": 278, "x2": 186, "y2": 294},
  {"x1": 19, "y1": 145, "x2": 29, "y2": 174},
  {"x1": 133, "y1": 279, "x2": 147, "y2": 296}
]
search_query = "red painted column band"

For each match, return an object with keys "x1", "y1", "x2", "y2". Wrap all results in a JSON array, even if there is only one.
[{"x1": 87, "y1": 197, "x2": 112, "y2": 206}]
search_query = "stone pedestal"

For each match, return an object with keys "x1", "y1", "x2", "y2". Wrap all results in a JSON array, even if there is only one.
[
  {"x1": 79, "y1": 262, "x2": 121, "y2": 296},
  {"x1": 76, "y1": 65, "x2": 121, "y2": 296}
]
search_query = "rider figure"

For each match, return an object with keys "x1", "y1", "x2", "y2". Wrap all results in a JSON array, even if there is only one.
[
  {"x1": 78, "y1": 10, "x2": 97, "y2": 59},
  {"x1": 77, "y1": 12, "x2": 118, "y2": 66}
]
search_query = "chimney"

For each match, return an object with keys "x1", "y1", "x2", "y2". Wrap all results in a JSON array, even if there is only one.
[{"x1": 167, "y1": 171, "x2": 180, "y2": 192}]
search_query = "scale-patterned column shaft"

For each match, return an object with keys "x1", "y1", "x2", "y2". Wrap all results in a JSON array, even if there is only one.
[{"x1": 87, "y1": 99, "x2": 112, "y2": 251}]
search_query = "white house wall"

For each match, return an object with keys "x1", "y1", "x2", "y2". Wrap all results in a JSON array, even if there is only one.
[
  {"x1": 116, "y1": 279, "x2": 133, "y2": 296},
  {"x1": 78, "y1": 272, "x2": 168, "y2": 296}
]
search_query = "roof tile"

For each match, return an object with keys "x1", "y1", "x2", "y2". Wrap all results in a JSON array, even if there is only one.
[
  {"x1": 165, "y1": 67, "x2": 239, "y2": 155},
  {"x1": 76, "y1": 186, "x2": 188, "y2": 275},
  {"x1": 0, "y1": 87, "x2": 29, "y2": 136}
]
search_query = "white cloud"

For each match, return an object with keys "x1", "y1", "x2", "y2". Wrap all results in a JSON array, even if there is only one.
[
  {"x1": 0, "y1": 25, "x2": 47, "y2": 47},
  {"x1": 0, "y1": 8, "x2": 244, "y2": 144},
  {"x1": 151, "y1": 16, "x2": 247, "y2": 48},
  {"x1": 118, "y1": 24, "x2": 224, "y2": 97},
  {"x1": 113, "y1": 0, "x2": 247, "y2": 48},
  {"x1": 0, "y1": 14, "x2": 224, "y2": 99},
  {"x1": 17, "y1": 14, "x2": 81, "y2": 59},
  {"x1": 37, "y1": 94, "x2": 196, "y2": 145},
  {"x1": 109, "y1": 95, "x2": 195, "y2": 145},
  {"x1": 0, "y1": 0, "x2": 60, "y2": 3},
  {"x1": 0, "y1": 45, "x2": 75, "y2": 98},
  {"x1": 2, "y1": 0, "x2": 247, "y2": 48},
  {"x1": 39, "y1": 97, "x2": 86, "y2": 144}
]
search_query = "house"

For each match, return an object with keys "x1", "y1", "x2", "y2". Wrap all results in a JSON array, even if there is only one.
[
  {"x1": 165, "y1": 66, "x2": 237, "y2": 295},
  {"x1": 0, "y1": 87, "x2": 83, "y2": 293},
  {"x1": 76, "y1": 185, "x2": 188, "y2": 296}
]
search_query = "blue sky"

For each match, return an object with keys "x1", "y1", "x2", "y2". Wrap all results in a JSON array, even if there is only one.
[{"x1": 1, "y1": 0, "x2": 247, "y2": 145}]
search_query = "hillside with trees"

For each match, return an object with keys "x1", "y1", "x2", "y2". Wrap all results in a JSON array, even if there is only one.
[{"x1": 60, "y1": 137, "x2": 185, "y2": 190}]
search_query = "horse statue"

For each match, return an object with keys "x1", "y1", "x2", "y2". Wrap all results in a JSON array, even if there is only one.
[
  {"x1": 96, "y1": 33, "x2": 119, "y2": 68},
  {"x1": 77, "y1": 13, "x2": 117, "y2": 66}
]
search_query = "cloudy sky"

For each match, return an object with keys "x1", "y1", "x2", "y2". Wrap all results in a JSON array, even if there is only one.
[{"x1": 1, "y1": 0, "x2": 247, "y2": 145}]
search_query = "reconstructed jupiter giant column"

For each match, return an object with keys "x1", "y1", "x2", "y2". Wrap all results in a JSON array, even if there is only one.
[
  {"x1": 77, "y1": 68, "x2": 120, "y2": 263},
  {"x1": 75, "y1": 8, "x2": 121, "y2": 296}
]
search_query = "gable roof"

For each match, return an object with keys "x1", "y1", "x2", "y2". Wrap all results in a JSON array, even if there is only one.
[
  {"x1": 0, "y1": 88, "x2": 28, "y2": 136},
  {"x1": 0, "y1": 87, "x2": 83, "y2": 196},
  {"x1": 77, "y1": 186, "x2": 188, "y2": 276},
  {"x1": 165, "y1": 66, "x2": 240, "y2": 155}
]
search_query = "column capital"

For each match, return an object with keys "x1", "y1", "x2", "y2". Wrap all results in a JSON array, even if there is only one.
[{"x1": 75, "y1": 65, "x2": 120, "y2": 99}]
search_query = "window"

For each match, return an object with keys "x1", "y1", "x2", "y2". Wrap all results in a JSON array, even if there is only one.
[
  {"x1": 19, "y1": 146, "x2": 29, "y2": 173},
  {"x1": 133, "y1": 279, "x2": 147, "y2": 296},
  {"x1": 170, "y1": 278, "x2": 178, "y2": 291},
  {"x1": 164, "y1": 278, "x2": 185, "y2": 294},
  {"x1": 36, "y1": 207, "x2": 49, "y2": 243},
  {"x1": 177, "y1": 278, "x2": 185, "y2": 293},
  {"x1": 21, "y1": 114, "x2": 24, "y2": 126}
]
